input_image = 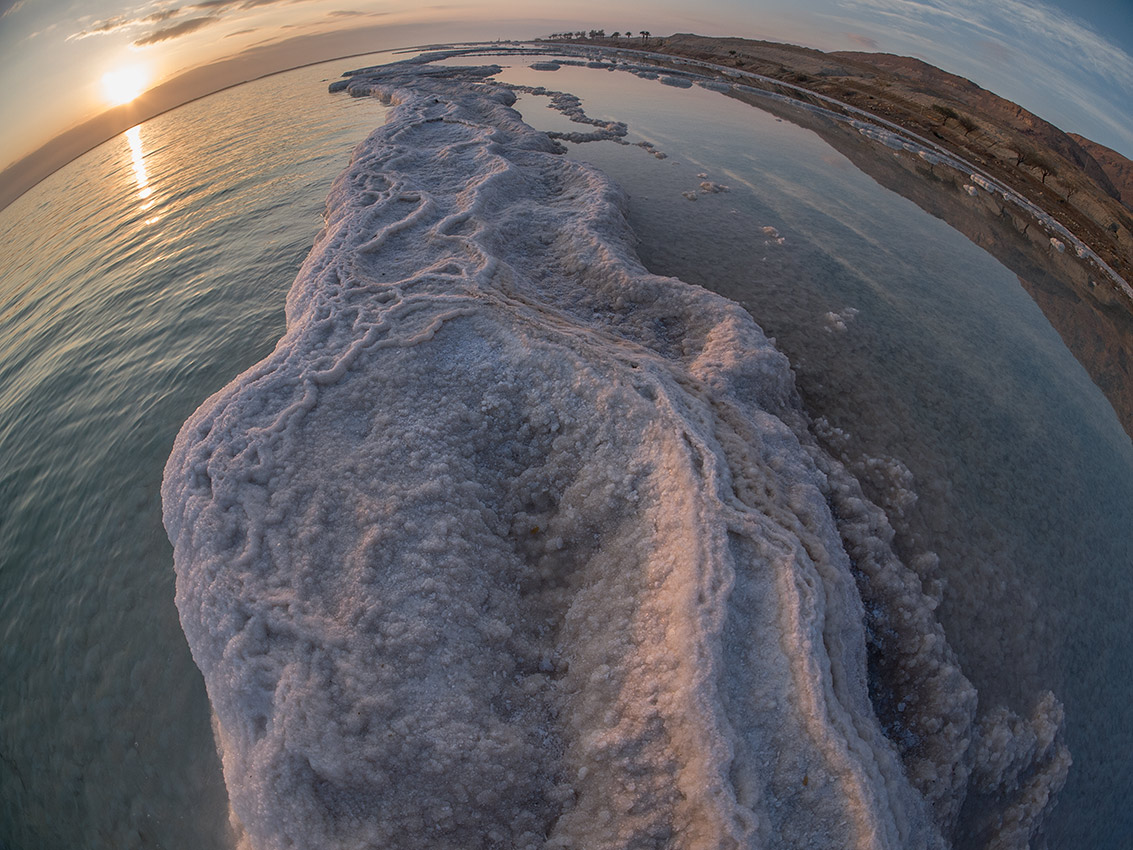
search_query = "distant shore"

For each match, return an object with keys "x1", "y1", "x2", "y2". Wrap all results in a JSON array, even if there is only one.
[
  {"x1": 550, "y1": 33, "x2": 1133, "y2": 292},
  {"x1": 537, "y1": 33, "x2": 1133, "y2": 440}
]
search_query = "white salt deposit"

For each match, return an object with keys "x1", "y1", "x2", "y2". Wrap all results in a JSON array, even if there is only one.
[
  {"x1": 821, "y1": 306, "x2": 859, "y2": 333},
  {"x1": 163, "y1": 55, "x2": 1069, "y2": 850},
  {"x1": 699, "y1": 181, "x2": 729, "y2": 194},
  {"x1": 760, "y1": 225, "x2": 787, "y2": 246},
  {"x1": 698, "y1": 80, "x2": 733, "y2": 93},
  {"x1": 683, "y1": 181, "x2": 730, "y2": 201},
  {"x1": 970, "y1": 174, "x2": 999, "y2": 193}
]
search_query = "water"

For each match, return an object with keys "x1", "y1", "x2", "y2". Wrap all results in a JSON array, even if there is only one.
[
  {"x1": 487, "y1": 56, "x2": 1133, "y2": 847},
  {"x1": 0, "y1": 56, "x2": 389, "y2": 850},
  {"x1": 1, "y1": 48, "x2": 1131, "y2": 849}
]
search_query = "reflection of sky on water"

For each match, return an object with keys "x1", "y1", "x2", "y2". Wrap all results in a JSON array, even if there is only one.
[
  {"x1": 499, "y1": 54, "x2": 1133, "y2": 848},
  {"x1": 825, "y1": 0, "x2": 1133, "y2": 157}
]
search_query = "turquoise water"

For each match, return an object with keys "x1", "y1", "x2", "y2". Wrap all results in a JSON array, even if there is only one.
[{"x1": 1, "y1": 49, "x2": 1130, "y2": 849}]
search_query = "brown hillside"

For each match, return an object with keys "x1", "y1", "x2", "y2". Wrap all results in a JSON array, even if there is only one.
[
  {"x1": 1069, "y1": 133, "x2": 1133, "y2": 210},
  {"x1": 568, "y1": 33, "x2": 1133, "y2": 288}
]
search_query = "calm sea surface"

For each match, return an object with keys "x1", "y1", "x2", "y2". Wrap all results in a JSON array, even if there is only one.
[{"x1": 1, "y1": 50, "x2": 1130, "y2": 849}]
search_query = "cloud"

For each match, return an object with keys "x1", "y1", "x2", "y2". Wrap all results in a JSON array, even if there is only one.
[
  {"x1": 328, "y1": 9, "x2": 390, "y2": 19},
  {"x1": 68, "y1": 15, "x2": 131, "y2": 39},
  {"x1": 832, "y1": 0, "x2": 1133, "y2": 153},
  {"x1": 145, "y1": 9, "x2": 180, "y2": 24},
  {"x1": 133, "y1": 15, "x2": 219, "y2": 46},
  {"x1": 837, "y1": 0, "x2": 1133, "y2": 87},
  {"x1": 189, "y1": 0, "x2": 295, "y2": 10},
  {"x1": 1, "y1": 0, "x2": 26, "y2": 20},
  {"x1": 27, "y1": 22, "x2": 63, "y2": 40},
  {"x1": 68, "y1": 0, "x2": 305, "y2": 44},
  {"x1": 69, "y1": 7, "x2": 181, "y2": 40}
]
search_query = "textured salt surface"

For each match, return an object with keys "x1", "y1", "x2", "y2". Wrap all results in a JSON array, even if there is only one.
[{"x1": 163, "y1": 55, "x2": 1068, "y2": 849}]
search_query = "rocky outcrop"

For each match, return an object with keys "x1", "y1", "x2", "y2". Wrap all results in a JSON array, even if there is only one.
[{"x1": 1070, "y1": 133, "x2": 1133, "y2": 210}]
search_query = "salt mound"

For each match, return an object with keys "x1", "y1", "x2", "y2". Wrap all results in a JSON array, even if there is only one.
[{"x1": 163, "y1": 56, "x2": 1065, "y2": 850}]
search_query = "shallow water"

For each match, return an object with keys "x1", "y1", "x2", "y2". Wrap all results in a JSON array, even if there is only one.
[
  {"x1": 495, "y1": 56, "x2": 1133, "y2": 846},
  {"x1": 0, "y1": 57, "x2": 388, "y2": 850},
  {"x1": 1, "y1": 47, "x2": 1130, "y2": 849}
]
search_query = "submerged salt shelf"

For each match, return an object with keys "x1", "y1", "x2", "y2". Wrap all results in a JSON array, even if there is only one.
[{"x1": 162, "y1": 56, "x2": 1070, "y2": 849}]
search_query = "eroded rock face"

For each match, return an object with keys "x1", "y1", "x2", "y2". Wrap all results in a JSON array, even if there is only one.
[{"x1": 1070, "y1": 133, "x2": 1133, "y2": 211}]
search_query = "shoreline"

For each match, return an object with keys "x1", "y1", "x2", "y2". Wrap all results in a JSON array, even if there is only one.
[
  {"x1": 525, "y1": 35, "x2": 1133, "y2": 441},
  {"x1": 547, "y1": 34, "x2": 1133, "y2": 293}
]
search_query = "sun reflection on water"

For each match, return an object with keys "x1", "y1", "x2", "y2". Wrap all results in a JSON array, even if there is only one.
[{"x1": 125, "y1": 126, "x2": 160, "y2": 224}]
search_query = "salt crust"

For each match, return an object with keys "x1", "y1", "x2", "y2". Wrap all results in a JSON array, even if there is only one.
[{"x1": 163, "y1": 55, "x2": 1067, "y2": 850}]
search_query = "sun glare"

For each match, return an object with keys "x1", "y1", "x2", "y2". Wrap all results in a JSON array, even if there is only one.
[{"x1": 101, "y1": 66, "x2": 149, "y2": 107}]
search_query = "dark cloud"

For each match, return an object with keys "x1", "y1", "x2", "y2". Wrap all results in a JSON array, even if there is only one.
[{"x1": 133, "y1": 15, "x2": 219, "y2": 46}]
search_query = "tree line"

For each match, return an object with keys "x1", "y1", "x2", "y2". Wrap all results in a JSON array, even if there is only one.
[{"x1": 544, "y1": 30, "x2": 652, "y2": 40}]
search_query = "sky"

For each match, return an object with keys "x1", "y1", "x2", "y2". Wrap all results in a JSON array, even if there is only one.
[{"x1": 0, "y1": 0, "x2": 1130, "y2": 181}]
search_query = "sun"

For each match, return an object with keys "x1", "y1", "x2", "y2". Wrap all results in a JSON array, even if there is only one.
[{"x1": 101, "y1": 66, "x2": 150, "y2": 107}]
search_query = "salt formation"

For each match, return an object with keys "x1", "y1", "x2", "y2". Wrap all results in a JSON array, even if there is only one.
[{"x1": 163, "y1": 55, "x2": 1067, "y2": 850}]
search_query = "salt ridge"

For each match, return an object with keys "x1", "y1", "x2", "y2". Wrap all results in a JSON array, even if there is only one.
[{"x1": 162, "y1": 56, "x2": 1066, "y2": 849}]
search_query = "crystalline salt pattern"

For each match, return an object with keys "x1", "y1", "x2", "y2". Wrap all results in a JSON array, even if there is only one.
[{"x1": 162, "y1": 57, "x2": 1062, "y2": 850}]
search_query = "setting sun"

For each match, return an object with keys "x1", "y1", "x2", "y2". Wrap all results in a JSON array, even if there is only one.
[{"x1": 100, "y1": 66, "x2": 150, "y2": 107}]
